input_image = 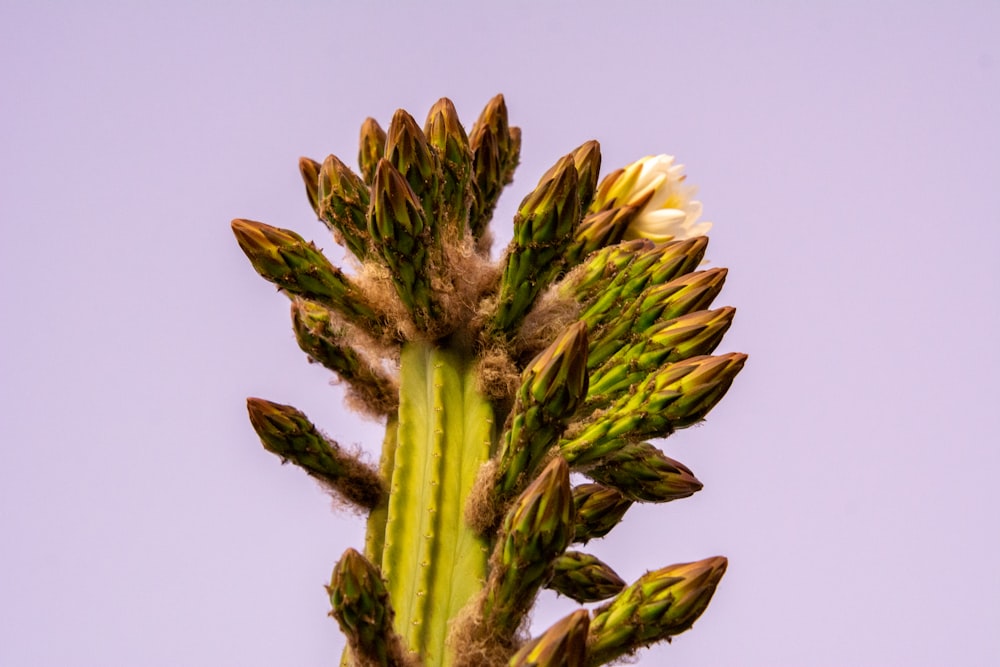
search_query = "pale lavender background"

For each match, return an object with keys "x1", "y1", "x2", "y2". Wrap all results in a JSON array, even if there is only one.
[{"x1": 2, "y1": 2, "x2": 998, "y2": 665}]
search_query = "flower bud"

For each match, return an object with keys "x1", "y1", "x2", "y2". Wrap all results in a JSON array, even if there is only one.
[
  {"x1": 317, "y1": 154, "x2": 371, "y2": 260},
  {"x1": 298, "y1": 157, "x2": 322, "y2": 218},
  {"x1": 357, "y1": 116, "x2": 386, "y2": 185},
  {"x1": 588, "y1": 556, "x2": 728, "y2": 664}
]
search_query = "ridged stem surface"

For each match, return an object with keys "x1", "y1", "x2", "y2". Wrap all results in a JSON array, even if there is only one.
[
  {"x1": 381, "y1": 342, "x2": 493, "y2": 666},
  {"x1": 364, "y1": 416, "x2": 397, "y2": 564}
]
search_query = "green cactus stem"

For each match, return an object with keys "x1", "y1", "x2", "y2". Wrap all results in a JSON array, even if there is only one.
[{"x1": 380, "y1": 342, "x2": 494, "y2": 665}]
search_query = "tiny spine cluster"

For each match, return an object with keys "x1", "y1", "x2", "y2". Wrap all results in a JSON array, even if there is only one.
[{"x1": 233, "y1": 94, "x2": 744, "y2": 667}]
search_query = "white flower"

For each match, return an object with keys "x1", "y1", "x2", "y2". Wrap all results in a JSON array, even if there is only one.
[{"x1": 601, "y1": 155, "x2": 712, "y2": 243}]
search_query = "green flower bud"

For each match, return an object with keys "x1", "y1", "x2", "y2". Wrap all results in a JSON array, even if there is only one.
[
  {"x1": 230, "y1": 219, "x2": 384, "y2": 334},
  {"x1": 508, "y1": 609, "x2": 589, "y2": 667},
  {"x1": 358, "y1": 116, "x2": 386, "y2": 185},
  {"x1": 485, "y1": 457, "x2": 575, "y2": 638},
  {"x1": 469, "y1": 94, "x2": 519, "y2": 239},
  {"x1": 561, "y1": 353, "x2": 747, "y2": 465},
  {"x1": 424, "y1": 97, "x2": 473, "y2": 235},
  {"x1": 298, "y1": 156, "x2": 322, "y2": 218},
  {"x1": 588, "y1": 442, "x2": 702, "y2": 503},
  {"x1": 571, "y1": 483, "x2": 633, "y2": 544},
  {"x1": 246, "y1": 398, "x2": 384, "y2": 509},
  {"x1": 564, "y1": 206, "x2": 641, "y2": 267},
  {"x1": 290, "y1": 299, "x2": 398, "y2": 416},
  {"x1": 385, "y1": 108, "x2": 440, "y2": 221},
  {"x1": 547, "y1": 550, "x2": 625, "y2": 603},
  {"x1": 317, "y1": 154, "x2": 371, "y2": 260},
  {"x1": 491, "y1": 154, "x2": 580, "y2": 336},
  {"x1": 587, "y1": 307, "x2": 736, "y2": 404},
  {"x1": 370, "y1": 158, "x2": 438, "y2": 327},
  {"x1": 496, "y1": 322, "x2": 589, "y2": 497},
  {"x1": 586, "y1": 266, "x2": 728, "y2": 369},
  {"x1": 587, "y1": 556, "x2": 728, "y2": 665},
  {"x1": 328, "y1": 548, "x2": 410, "y2": 667}
]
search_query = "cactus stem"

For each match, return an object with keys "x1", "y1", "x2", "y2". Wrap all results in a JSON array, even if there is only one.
[{"x1": 381, "y1": 342, "x2": 494, "y2": 666}]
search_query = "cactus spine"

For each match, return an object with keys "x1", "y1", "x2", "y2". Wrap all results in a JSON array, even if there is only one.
[{"x1": 233, "y1": 95, "x2": 744, "y2": 666}]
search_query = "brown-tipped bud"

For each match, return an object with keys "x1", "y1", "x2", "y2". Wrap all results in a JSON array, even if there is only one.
[
  {"x1": 632, "y1": 267, "x2": 729, "y2": 335},
  {"x1": 561, "y1": 352, "x2": 747, "y2": 466},
  {"x1": 577, "y1": 236, "x2": 710, "y2": 335},
  {"x1": 370, "y1": 159, "x2": 426, "y2": 242},
  {"x1": 245, "y1": 398, "x2": 384, "y2": 509},
  {"x1": 586, "y1": 264, "x2": 727, "y2": 369},
  {"x1": 570, "y1": 140, "x2": 601, "y2": 211},
  {"x1": 513, "y1": 154, "x2": 580, "y2": 245},
  {"x1": 572, "y1": 483, "x2": 633, "y2": 544},
  {"x1": 491, "y1": 154, "x2": 581, "y2": 336},
  {"x1": 564, "y1": 206, "x2": 641, "y2": 267},
  {"x1": 506, "y1": 125, "x2": 522, "y2": 181},
  {"x1": 290, "y1": 300, "x2": 399, "y2": 416},
  {"x1": 644, "y1": 236, "x2": 710, "y2": 285},
  {"x1": 500, "y1": 457, "x2": 574, "y2": 570},
  {"x1": 328, "y1": 548, "x2": 410, "y2": 667},
  {"x1": 385, "y1": 108, "x2": 440, "y2": 218},
  {"x1": 525, "y1": 321, "x2": 589, "y2": 412},
  {"x1": 588, "y1": 442, "x2": 703, "y2": 503},
  {"x1": 358, "y1": 116, "x2": 386, "y2": 185},
  {"x1": 562, "y1": 239, "x2": 655, "y2": 302},
  {"x1": 587, "y1": 307, "x2": 736, "y2": 406},
  {"x1": 298, "y1": 157, "x2": 322, "y2": 218},
  {"x1": 425, "y1": 97, "x2": 467, "y2": 155},
  {"x1": 587, "y1": 556, "x2": 728, "y2": 665},
  {"x1": 425, "y1": 97, "x2": 473, "y2": 235},
  {"x1": 508, "y1": 609, "x2": 589, "y2": 667},
  {"x1": 646, "y1": 306, "x2": 734, "y2": 353},
  {"x1": 485, "y1": 457, "x2": 575, "y2": 639},
  {"x1": 290, "y1": 299, "x2": 359, "y2": 378},
  {"x1": 468, "y1": 94, "x2": 518, "y2": 238},
  {"x1": 547, "y1": 551, "x2": 626, "y2": 603},
  {"x1": 230, "y1": 219, "x2": 384, "y2": 333},
  {"x1": 496, "y1": 322, "x2": 589, "y2": 498},
  {"x1": 370, "y1": 158, "x2": 437, "y2": 325},
  {"x1": 654, "y1": 352, "x2": 747, "y2": 427},
  {"x1": 317, "y1": 154, "x2": 371, "y2": 260}
]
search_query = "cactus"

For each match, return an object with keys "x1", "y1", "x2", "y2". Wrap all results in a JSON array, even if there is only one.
[{"x1": 233, "y1": 95, "x2": 744, "y2": 667}]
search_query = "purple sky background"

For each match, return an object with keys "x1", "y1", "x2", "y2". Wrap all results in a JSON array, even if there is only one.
[{"x1": 2, "y1": 2, "x2": 999, "y2": 665}]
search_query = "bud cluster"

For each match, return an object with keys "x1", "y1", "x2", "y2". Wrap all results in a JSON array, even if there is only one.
[{"x1": 233, "y1": 94, "x2": 745, "y2": 667}]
